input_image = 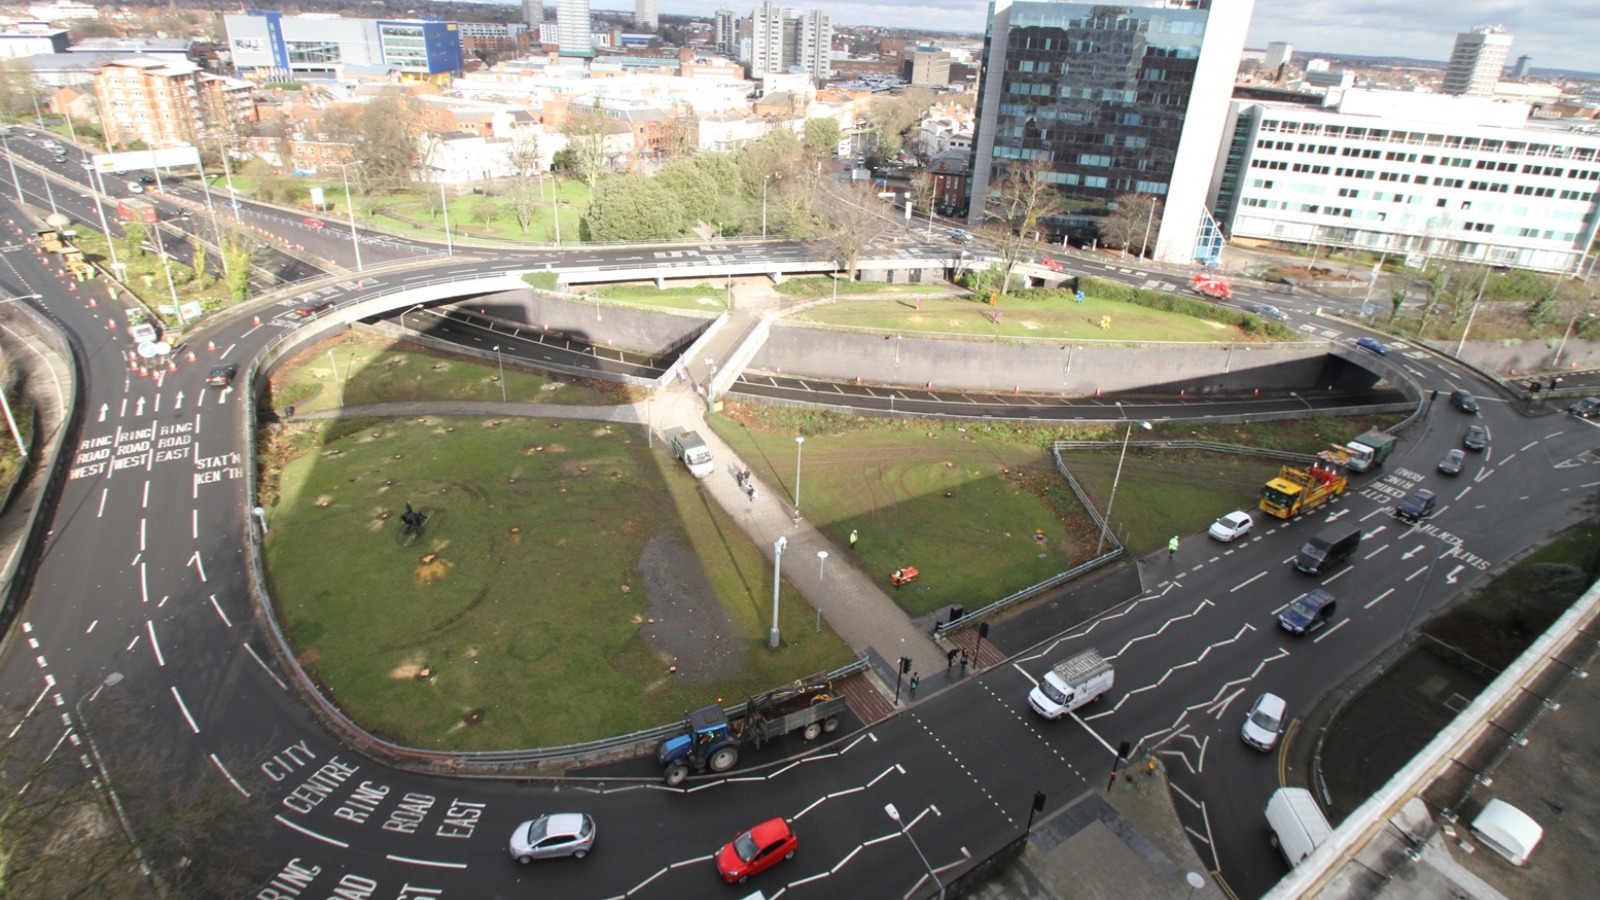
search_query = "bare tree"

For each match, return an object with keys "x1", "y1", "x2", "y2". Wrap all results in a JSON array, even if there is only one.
[
  {"x1": 560, "y1": 104, "x2": 617, "y2": 196},
  {"x1": 1097, "y1": 193, "x2": 1163, "y2": 259},
  {"x1": 0, "y1": 689, "x2": 268, "y2": 898},
  {"x1": 505, "y1": 178, "x2": 543, "y2": 235},
  {"x1": 980, "y1": 160, "x2": 1064, "y2": 294},
  {"x1": 502, "y1": 130, "x2": 542, "y2": 180},
  {"x1": 810, "y1": 183, "x2": 884, "y2": 276}
]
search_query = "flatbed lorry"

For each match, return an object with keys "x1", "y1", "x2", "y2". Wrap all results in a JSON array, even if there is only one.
[
  {"x1": 657, "y1": 672, "x2": 846, "y2": 785},
  {"x1": 1342, "y1": 430, "x2": 1397, "y2": 472}
]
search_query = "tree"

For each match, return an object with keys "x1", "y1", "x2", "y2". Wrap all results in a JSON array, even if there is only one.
[
  {"x1": 585, "y1": 176, "x2": 686, "y2": 241},
  {"x1": 504, "y1": 178, "x2": 544, "y2": 235},
  {"x1": 120, "y1": 221, "x2": 147, "y2": 258},
  {"x1": 1097, "y1": 193, "x2": 1163, "y2": 258},
  {"x1": 224, "y1": 237, "x2": 254, "y2": 303},
  {"x1": 560, "y1": 104, "x2": 617, "y2": 196},
  {"x1": 470, "y1": 195, "x2": 500, "y2": 228},
  {"x1": 663, "y1": 108, "x2": 699, "y2": 160},
  {"x1": 0, "y1": 687, "x2": 268, "y2": 898},
  {"x1": 655, "y1": 158, "x2": 720, "y2": 225},
  {"x1": 980, "y1": 160, "x2": 1065, "y2": 294},
  {"x1": 501, "y1": 131, "x2": 542, "y2": 181},
  {"x1": 803, "y1": 118, "x2": 841, "y2": 159},
  {"x1": 1389, "y1": 288, "x2": 1407, "y2": 324},
  {"x1": 908, "y1": 172, "x2": 935, "y2": 223},
  {"x1": 809, "y1": 183, "x2": 882, "y2": 276}
]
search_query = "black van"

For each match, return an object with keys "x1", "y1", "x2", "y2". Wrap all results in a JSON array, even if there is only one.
[{"x1": 1294, "y1": 524, "x2": 1362, "y2": 575}]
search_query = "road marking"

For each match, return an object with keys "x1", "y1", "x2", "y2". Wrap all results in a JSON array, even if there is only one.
[
  {"x1": 140, "y1": 562, "x2": 148, "y2": 602},
  {"x1": 188, "y1": 551, "x2": 207, "y2": 583},
  {"x1": 139, "y1": 518, "x2": 145, "y2": 552},
  {"x1": 1312, "y1": 619, "x2": 1349, "y2": 643},
  {"x1": 273, "y1": 814, "x2": 348, "y2": 847},
  {"x1": 243, "y1": 642, "x2": 287, "y2": 690},
  {"x1": 9, "y1": 676, "x2": 56, "y2": 739},
  {"x1": 208, "y1": 594, "x2": 232, "y2": 627},
  {"x1": 1229, "y1": 571, "x2": 1266, "y2": 593},
  {"x1": 97, "y1": 488, "x2": 107, "y2": 517},
  {"x1": 385, "y1": 854, "x2": 468, "y2": 870},
  {"x1": 1321, "y1": 567, "x2": 1352, "y2": 586},
  {"x1": 146, "y1": 620, "x2": 164, "y2": 666},
  {"x1": 1404, "y1": 565, "x2": 1429, "y2": 582},
  {"x1": 1365, "y1": 588, "x2": 1396, "y2": 609},
  {"x1": 141, "y1": 481, "x2": 149, "y2": 508},
  {"x1": 1363, "y1": 543, "x2": 1389, "y2": 560},
  {"x1": 169, "y1": 686, "x2": 200, "y2": 732},
  {"x1": 1456, "y1": 485, "x2": 1473, "y2": 501},
  {"x1": 210, "y1": 754, "x2": 250, "y2": 797}
]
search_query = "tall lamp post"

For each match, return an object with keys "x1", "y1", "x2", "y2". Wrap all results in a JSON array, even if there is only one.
[
  {"x1": 815, "y1": 550, "x2": 828, "y2": 633},
  {"x1": 493, "y1": 345, "x2": 506, "y2": 402},
  {"x1": 1552, "y1": 309, "x2": 1593, "y2": 371},
  {"x1": 768, "y1": 536, "x2": 787, "y2": 648},
  {"x1": 793, "y1": 436, "x2": 806, "y2": 514},
  {"x1": 0, "y1": 129, "x2": 22, "y2": 202},
  {"x1": 331, "y1": 161, "x2": 364, "y2": 272},
  {"x1": 1097, "y1": 419, "x2": 1152, "y2": 554},
  {"x1": 761, "y1": 174, "x2": 771, "y2": 238},
  {"x1": 401, "y1": 303, "x2": 425, "y2": 334},
  {"x1": 885, "y1": 803, "x2": 944, "y2": 900}
]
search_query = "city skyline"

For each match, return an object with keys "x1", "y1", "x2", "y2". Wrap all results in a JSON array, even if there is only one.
[{"x1": 559, "y1": 0, "x2": 1596, "y2": 75}]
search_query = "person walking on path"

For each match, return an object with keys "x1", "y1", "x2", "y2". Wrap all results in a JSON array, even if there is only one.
[
  {"x1": 849, "y1": 528, "x2": 858, "y2": 550},
  {"x1": 747, "y1": 485, "x2": 756, "y2": 503},
  {"x1": 1168, "y1": 535, "x2": 1179, "y2": 557},
  {"x1": 909, "y1": 673, "x2": 919, "y2": 697}
]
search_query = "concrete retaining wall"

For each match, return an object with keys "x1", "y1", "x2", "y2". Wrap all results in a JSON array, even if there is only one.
[
  {"x1": 751, "y1": 325, "x2": 1348, "y2": 395},
  {"x1": 465, "y1": 288, "x2": 713, "y2": 356}
]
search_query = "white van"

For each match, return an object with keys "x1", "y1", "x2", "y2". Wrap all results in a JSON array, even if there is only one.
[{"x1": 1265, "y1": 788, "x2": 1332, "y2": 866}]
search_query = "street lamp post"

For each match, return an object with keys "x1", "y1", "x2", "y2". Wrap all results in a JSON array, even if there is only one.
[
  {"x1": 815, "y1": 550, "x2": 828, "y2": 633},
  {"x1": 327, "y1": 350, "x2": 344, "y2": 406},
  {"x1": 793, "y1": 436, "x2": 806, "y2": 514},
  {"x1": 401, "y1": 303, "x2": 424, "y2": 334},
  {"x1": 332, "y1": 161, "x2": 364, "y2": 272},
  {"x1": 493, "y1": 345, "x2": 506, "y2": 402},
  {"x1": 439, "y1": 179, "x2": 454, "y2": 257},
  {"x1": 1552, "y1": 309, "x2": 1593, "y2": 370},
  {"x1": 1097, "y1": 419, "x2": 1152, "y2": 554},
  {"x1": 762, "y1": 174, "x2": 771, "y2": 238},
  {"x1": 769, "y1": 536, "x2": 787, "y2": 648},
  {"x1": 0, "y1": 129, "x2": 22, "y2": 202},
  {"x1": 884, "y1": 803, "x2": 944, "y2": 899}
]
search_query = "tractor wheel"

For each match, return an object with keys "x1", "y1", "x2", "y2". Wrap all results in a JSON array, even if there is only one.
[
  {"x1": 803, "y1": 722, "x2": 823, "y2": 740},
  {"x1": 709, "y1": 746, "x2": 739, "y2": 772},
  {"x1": 664, "y1": 763, "x2": 689, "y2": 787},
  {"x1": 822, "y1": 716, "x2": 840, "y2": 733}
]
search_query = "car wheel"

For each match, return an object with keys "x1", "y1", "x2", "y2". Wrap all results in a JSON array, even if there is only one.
[
  {"x1": 737, "y1": 874, "x2": 749, "y2": 884},
  {"x1": 709, "y1": 746, "x2": 738, "y2": 772},
  {"x1": 803, "y1": 722, "x2": 822, "y2": 740},
  {"x1": 664, "y1": 763, "x2": 689, "y2": 786},
  {"x1": 573, "y1": 849, "x2": 587, "y2": 859},
  {"x1": 822, "y1": 716, "x2": 840, "y2": 733},
  {"x1": 517, "y1": 855, "x2": 532, "y2": 864}
]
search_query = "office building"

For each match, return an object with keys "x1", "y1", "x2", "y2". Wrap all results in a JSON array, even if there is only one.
[
  {"x1": 636, "y1": 0, "x2": 658, "y2": 31},
  {"x1": 714, "y1": 4, "x2": 736, "y2": 56},
  {"x1": 749, "y1": 2, "x2": 785, "y2": 78},
  {"x1": 1512, "y1": 54, "x2": 1530, "y2": 79},
  {"x1": 968, "y1": 0, "x2": 1255, "y2": 264},
  {"x1": 224, "y1": 12, "x2": 463, "y2": 80},
  {"x1": 1209, "y1": 90, "x2": 1600, "y2": 274},
  {"x1": 1441, "y1": 26, "x2": 1512, "y2": 97},
  {"x1": 908, "y1": 46, "x2": 951, "y2": 87},
  {"x1": 794, "y1": 10, "x2": 831, "y2": 82},
  {"x1": 558, "y1": 0, "x2": 593, "y2": 57},
  {"x1": 523, "y1": 0, "x2": 544, "y2": 28}
]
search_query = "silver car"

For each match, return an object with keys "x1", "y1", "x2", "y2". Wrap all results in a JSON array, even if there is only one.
[{"x1": 508, "y1": 812, "x2": 596, "y2": 863}]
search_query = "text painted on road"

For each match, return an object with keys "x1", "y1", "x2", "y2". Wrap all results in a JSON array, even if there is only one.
[
  {"x1": 382, "y1": 793, "x2": 487, "y2": 839},
  {"x1": 71, "y1": 421, "x2": 204, "y2": 479},
  {"x1": 256, "y1": 858, "x2": 444, "y2": 900}
]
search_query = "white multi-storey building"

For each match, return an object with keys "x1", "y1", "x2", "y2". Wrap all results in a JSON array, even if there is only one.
[
  {"x1": 1442, "y1": 26, "x2": 1512, "y2": 97},
  {"x1": 713, "y1": 5, "x2": 736, "y2": 55},
  {"x1": 557, "y1": 0, "x2": 592, "y2": 57},
  {"x1": 746, "y1": 3, "x2": 830, "y2": 82},
  {"x1": 795, "y1": 9, "x2": 831, "y2": 82},
  {"x1": 1210, "y1": 90, "x2": 1600, "y2": 274},
  {"x1": 635, "y1": 0, "x2": 657, "y2": 31}
]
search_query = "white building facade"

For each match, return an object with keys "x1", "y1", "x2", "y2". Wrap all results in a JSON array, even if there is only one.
[
  {"x1": 557, "y1": 0, "x2": 592, "y2": 57},
  {"x1": 1211, "y1": 90, "x2": 1600, "y2": 274}
]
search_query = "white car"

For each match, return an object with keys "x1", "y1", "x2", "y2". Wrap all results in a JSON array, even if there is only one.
[
  {"x1": 1208, "y1": 510, "x2": 1254, "y2": 542},
  {"x1": 1242, "y1": 692, "x2": 1287, "y2": 751},
  {"x1": 508, "y1": 812, "x2": 595, "y2": 863}
]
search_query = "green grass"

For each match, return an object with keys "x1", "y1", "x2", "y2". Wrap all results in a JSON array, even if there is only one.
[
  {"x1": 788, "y1": 292, "x2": 1272, "y2": 342},
  {"x1": 263, "y1": 415, "x2": 854, "y2": 750},
  {"x1": 265, "y1": 332, "x2": 632, "y2": 414},
  {"x1": 65, "y1": 229, "x2": 233, "y2": 323}
]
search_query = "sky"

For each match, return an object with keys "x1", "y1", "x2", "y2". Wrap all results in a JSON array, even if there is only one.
[{"x1": 567, "y1": 0, "x2": 1597, "y2": 74}]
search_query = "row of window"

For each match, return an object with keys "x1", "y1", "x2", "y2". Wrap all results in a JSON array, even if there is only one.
[
  {"x1": 1248, "y1": 157, "x2": 1600, "y2": 198},
  {"x1": 1256, "y1": 118, "x2": 1600, "y2": 163},
  {"x1": 1254, "y1": 139, "x2": 1600, "y2": 181},
  {"x1": 1254, "y1": 179, "x2": 1595, "y2": 209}
]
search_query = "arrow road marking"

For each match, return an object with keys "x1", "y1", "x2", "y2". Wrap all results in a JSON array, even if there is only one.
[
  {"x1": 98, "y1": 403, "x2": 107, "y2": 422},
  {"x1": 1445, "y1": 564, "x2": 1466, "y2": 584},
  {"x1": 1402, "y1": 544, "x2": 1425, "y2": 560}
]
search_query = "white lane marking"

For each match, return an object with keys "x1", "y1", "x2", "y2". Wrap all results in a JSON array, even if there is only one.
[
  {"x1": 243, "y1": 643, "x2": 287, "y2": 690},
  {"x1": 139, "y1": 518, "x2": 145, "y2": 552},
  {"x1": 385, "y1": 855, "x2": 468, "y2": 870},
  {"x1": 191, "y1": 508, "x2": 197, "y2": 539},
  {"x1": 146, "y1": 620, "x2": 165, "y2": 666},
  {"x1": 188, "y1": 551, "x2": 207, "y2": 583},
  {"x1": 1363, "y1": 544, "x2": 1389, "y2": 560},
  {"x1": 8, "y1": 676, "x2": 57, "y2": 739},
  {"x1": 97, "y1": 488, "x2": 107, "y2": 517},
  {"x1": 273, "y1": 814, "x2": 348, "y2": 847},
  {"x1": 1365, "y1": 588, "x2": 1396, "y2": 609},
  {"x1": 141, "y1": 480, "x2": 149, "y2": 508},
  {"x1": 1312, "y1": 619, "x2": 1350, "y2": 643},
  {"x1": 86, "y1": 619, "x2": 96, "y2": 633},
  {"x1": 169, "y1": 686, "x2": 200, "y2": 733},
  {"x1": 1230, "y1": 571, "x2": 1267, "y2": 593},
  {"x1": 140, "y1": 562, "x2": 148, "y2": 602},
  {"x1": 208, "y1": 594, "x2": 232, "y2": 627},
  {"x1": 210, "y1": 754, "x2": 250, "y2": 797}
]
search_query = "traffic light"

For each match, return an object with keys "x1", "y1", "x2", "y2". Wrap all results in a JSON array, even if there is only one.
[
  {"x1": 978, "y1": 622, "x2": 990, "y2": 639},
  {"x1": 900, "y1": 656, "x2": 912, "y2": 674}
]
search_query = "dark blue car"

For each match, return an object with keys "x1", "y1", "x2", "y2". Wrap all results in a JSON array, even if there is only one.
[{"x1": 1356, "y1": 336, "x2": 1389, "y2": 356}]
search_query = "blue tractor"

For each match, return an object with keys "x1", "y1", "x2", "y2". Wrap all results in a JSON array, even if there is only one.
[{"x1": 656, "y1": 673, "x2": 846, "y2": 786}]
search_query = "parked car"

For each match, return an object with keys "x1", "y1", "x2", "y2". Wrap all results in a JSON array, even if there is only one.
[
  {"x1": 1567, "y1": 397, "x2": 1600, "y2": 418},
  {"x1": 303, "y1": 217, "x2": 325, "y2": 228},
  {"x1": 1208, "y1": 510, "x2": 1254, "y2": 542},
  {"x1": 205, "y1": 364, "x2": 238, "y2": 386},
  {"x1": 292, "y1": 298, "x2": 334, "y2": 317},
  {"x1": 716, "y1": 817, "x2": 797, "y2": 884},
  {"x1": 1463, "y1": 425, "x2": 1488, "y2": 451},
  {"x1": 1450, "y1": 389, "x2": 1479, "y2": 414},
  {"x1": 1241, "y1": 692, "x2": 1287, "y2": 751},
  {"x1": 1395, "y1": 488, "x2": 1437, "y2": 523},
  {"x1": 1253, "y1": 304, "x2": 1290, "y2": 322},
  {"x1": 1438, "y1": 449, "x2": 1465, "y2": 476},
  {"x1": 1355, "y1": 336, "x2": 1389, "y2": 356},
  {"x1": 507, "y1": 813, "x2": 595, "y2": 863}
]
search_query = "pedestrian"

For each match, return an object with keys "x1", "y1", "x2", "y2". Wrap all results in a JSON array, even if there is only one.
[
  {"x1": 947, "y1": 648, "x2": 959, "y2": 669},
  {"x1": 960, "y1": 650, "x2": 969, "y2": 672},
  {"x1": 849, "y1": 528, "x2": 858, "y2": 550},
  {"x1": 1168, "y1": 535, "x2": 1179, "y2": 557},
  {"x1": 742, "y1": 467, "x2": 752, "y2": 485},
  {"x1": 909, "y1": 673, "x2": 919, "y2": 697},
  {"x1": 747, "y1": 485, "x2": 756, "y2": 503}
]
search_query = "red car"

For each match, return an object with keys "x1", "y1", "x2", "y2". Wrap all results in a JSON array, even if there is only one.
[
  {"x1": 716, "y1": 817, "x2": 796, "y2": 884},
  {"x1": 292, "y1": 299, "x2": 334, "y2": 317},
  {"x1": 1039, "y1": 258, "x2": 1065, "y2": 271},
  {"x1": 303, "y1": 217, "x2": 325, "y2": 228}
]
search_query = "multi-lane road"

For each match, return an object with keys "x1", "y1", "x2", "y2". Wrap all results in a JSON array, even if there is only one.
[{"x1": 2, "y1": 132, "x2": 1597, "y2": 898}]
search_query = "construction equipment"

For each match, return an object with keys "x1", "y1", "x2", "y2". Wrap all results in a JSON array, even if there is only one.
[
  {"x1": 61, "y1": 246, "x2": 95, "y2": 281},
  {"x1": 35, "y1": 228, "x2": 66, "y2": 252},
  {"x1": 1191, "y1": 272, "x2": 1234, "y2": 299},
  {"x1": 656, "y1": 672, "x2": 846, "y2": 786},
  {"x1": 1260, "y1": 450, "x2": 1349, "y2": 519},
  {"x1": 1342, "y1": 429, "x2": 1398, "y2": 472}
]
